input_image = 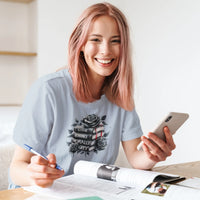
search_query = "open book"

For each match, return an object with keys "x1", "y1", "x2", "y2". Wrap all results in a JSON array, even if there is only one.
[{"x1": 24, "y1": 160, "x2": 200, "y2": 200}]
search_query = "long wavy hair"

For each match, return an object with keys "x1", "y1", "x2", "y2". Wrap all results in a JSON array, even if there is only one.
[{"x1": 68, "y1": 2, "x2": 134, "y2": 111}]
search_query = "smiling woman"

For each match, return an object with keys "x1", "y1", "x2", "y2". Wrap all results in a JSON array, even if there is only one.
[{"x1": 9, "y1": 2, "x2": 176, "y2": 189}]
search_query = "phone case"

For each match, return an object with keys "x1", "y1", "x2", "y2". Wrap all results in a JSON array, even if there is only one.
[{"x1": 137, "y1": 112, "x2": 189, "y2": 150}]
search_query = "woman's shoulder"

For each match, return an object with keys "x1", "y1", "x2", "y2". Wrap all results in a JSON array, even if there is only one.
[
  {"x1": 39, "y1": 68, "x2": 70, "y2": 83},
  {"x1": 23, "y1": 69, "x2": 72, "y2": 102},
  {"x1": 32, "y1": 68, "x2": 72, "y2": 90}
]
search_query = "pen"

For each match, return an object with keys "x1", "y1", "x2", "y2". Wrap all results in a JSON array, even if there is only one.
[{"x1": 24, "y1": 144, "x2": 63, "y2": 171}]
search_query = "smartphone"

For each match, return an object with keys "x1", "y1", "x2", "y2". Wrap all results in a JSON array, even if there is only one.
[{"x1": 137, "y1": 112, "x2": 189, "y2": 151}]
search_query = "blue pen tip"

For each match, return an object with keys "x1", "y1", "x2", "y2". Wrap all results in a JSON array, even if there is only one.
[
  {"x1": 24, "y1": 144, "x2": 32, "y2": 151},
  {"x1": 56, "y1": 165, "x2": 63, "y2": 171}
]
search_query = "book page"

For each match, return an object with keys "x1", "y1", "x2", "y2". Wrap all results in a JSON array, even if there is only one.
[
  {"x1": 24, "y1": 174, "x2": 200, "y2": 200},
  {"x1": 24, "y1": 174, "x2": 140, "y2": 200},
  {"x1": 74, "y1": 160, "x2": 179, "y2": 188},
  {"x1": 139, "y1": 183, "x2": 200, "y2": 200}
]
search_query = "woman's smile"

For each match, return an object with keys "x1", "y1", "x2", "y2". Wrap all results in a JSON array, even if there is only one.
[{"x1": 95, "y1": 58, "x2": 115, "y2": 65}]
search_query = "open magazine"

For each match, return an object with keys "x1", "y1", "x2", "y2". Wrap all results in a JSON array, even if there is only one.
[{"x1": 24, "y1": 160, "x2": 200, "y2": 200}]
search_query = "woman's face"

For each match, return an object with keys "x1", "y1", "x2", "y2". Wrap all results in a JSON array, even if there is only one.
[{"x1": 82, "y1": 15, "x2": 120, "y2": 82}]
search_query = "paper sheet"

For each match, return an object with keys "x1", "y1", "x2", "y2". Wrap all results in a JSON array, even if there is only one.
[{"x1": 177, "y1": 177, "x2": 200, "y2": 189}]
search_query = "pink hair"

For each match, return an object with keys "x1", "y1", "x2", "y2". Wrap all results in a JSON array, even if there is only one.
[{"x1": 68, "y1": 2, "x2": 134, "y2": 111}]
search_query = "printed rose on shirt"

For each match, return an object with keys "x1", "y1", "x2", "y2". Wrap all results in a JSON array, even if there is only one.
[{"x1": 68, "y1": 114, "x2": 109, "y2": 155}]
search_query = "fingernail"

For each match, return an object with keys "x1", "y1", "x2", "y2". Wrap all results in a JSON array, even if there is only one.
[{"x1": 49, "y1": 164, "x2": 56, "y2": 168}]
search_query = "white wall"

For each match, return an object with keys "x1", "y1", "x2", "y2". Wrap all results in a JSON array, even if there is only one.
[
  {"x1": 128, "y1": 0, "x2": 200, "y2": 166},
  {"x1": 1, "y1": 0, "x2": 200, "y2": 166}
]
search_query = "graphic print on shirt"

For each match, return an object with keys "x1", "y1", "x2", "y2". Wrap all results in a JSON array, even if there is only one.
[{"x1": 68, "y1": 114, "x2": 109, "y2": 155}]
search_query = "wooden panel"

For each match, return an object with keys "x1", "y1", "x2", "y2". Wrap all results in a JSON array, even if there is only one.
[
  {"x1": 0, "y1": 51, "x2": 37, "y2": 56},
  {"x1": 0, "y1": 188, "x2": 33, "y2": 200},
  {"x1": 153, "y1": 161, "x2": 200, "y2": 178}
]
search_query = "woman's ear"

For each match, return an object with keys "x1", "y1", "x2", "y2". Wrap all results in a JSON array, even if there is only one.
[{"x1": 80, "y1": 51, "x2": 84, "y2": 58}]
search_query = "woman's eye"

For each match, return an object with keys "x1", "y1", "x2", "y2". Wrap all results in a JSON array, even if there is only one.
[
  {"x1": 111, "y1": 39, "x2": 121, "y2": 44},
  {"x1": 90, "y1": 38, "x2": 100, "y2": 42}
]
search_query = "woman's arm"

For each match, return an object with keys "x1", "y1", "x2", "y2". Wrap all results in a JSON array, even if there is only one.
[
  {"x1": 10, "y1": 145, "x2": 64, "y2": 187},
  {"x1": 122, "y1": 127, "x2": 176, "y2": 170}
]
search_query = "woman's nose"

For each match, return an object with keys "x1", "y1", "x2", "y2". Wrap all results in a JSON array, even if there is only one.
[{"x1": 100, "y1": 42, "x2": 111, "y2": 55}]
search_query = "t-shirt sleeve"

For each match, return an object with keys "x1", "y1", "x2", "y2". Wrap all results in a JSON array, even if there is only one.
[
  {"x1": 121, "y1": 109, "x2": 143, "y2": 141},
  {"x1": 13, "y1": 79, "x2": 54, "y2": 152}
]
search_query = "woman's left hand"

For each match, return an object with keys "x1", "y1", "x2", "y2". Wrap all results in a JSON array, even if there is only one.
[{"x1": 141, "y1": 126, "x2": 176, "y2": 162}]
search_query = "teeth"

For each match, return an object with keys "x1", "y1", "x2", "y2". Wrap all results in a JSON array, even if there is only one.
[{"x1": 97, "y1": 59, "x2": 112, "y2": 64}]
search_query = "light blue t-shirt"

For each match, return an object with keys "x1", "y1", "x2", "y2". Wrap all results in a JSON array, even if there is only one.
[{"x1": 10, "y1": 69, "x2": 143, "y2": 187}]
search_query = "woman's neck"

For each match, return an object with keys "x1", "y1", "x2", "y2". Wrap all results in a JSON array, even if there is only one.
[{"x1": 88, "y1": 74, "x2": 105, "y2": 100}]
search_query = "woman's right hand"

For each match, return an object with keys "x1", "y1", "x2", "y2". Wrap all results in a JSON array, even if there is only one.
[{"x1": 27, "y1": 153, "x2": 64, "y2": 187}]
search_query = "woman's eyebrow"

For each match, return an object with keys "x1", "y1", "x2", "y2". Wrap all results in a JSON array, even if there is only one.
[
  {"x1": 89, "y1": 34, "x2": 120, "y2": 38},
  {"x1": 89, "y1": 34, "x2": 102, "y2": 37},
  {"x1": 112, "y1": 35, "x2": 120, "y2": 38}
]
